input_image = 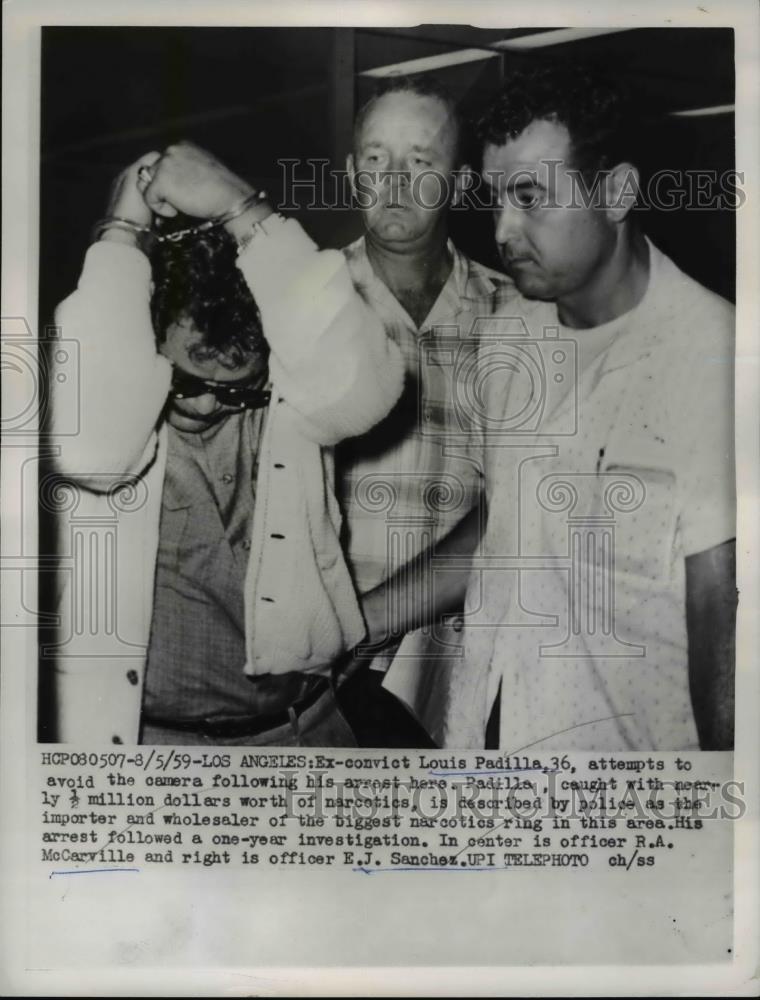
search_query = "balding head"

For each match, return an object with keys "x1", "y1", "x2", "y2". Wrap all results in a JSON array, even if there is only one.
[{"x1": 353, "y1": 75, "x2": 463, "y2": 167}]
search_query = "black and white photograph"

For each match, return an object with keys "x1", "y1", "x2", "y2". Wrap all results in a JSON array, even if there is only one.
[{"x1": 36, "y1": 22, "x2": 738, "y2": 751}]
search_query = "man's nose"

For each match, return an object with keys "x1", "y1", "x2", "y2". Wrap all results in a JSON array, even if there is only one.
[
  {"x1": 383, "y1": 162, "x2": 410, "y2": 189},
  {"x1": 191, "y1": 393, "x2": 218, "y2": 416},
  {"x1": 494, "y1": 202, "x2": 524, "y2": 245}
]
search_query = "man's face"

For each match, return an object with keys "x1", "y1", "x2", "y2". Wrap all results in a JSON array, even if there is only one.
[
  {"x1": 482, "y1": 118, "x2": 616, "y2": 302},
  {"x1": 159, "y1": 318, "x2": 264, "y2": 433},
  {"x1": 350, "y1": 91, "x2": 459, "y2": 249}
]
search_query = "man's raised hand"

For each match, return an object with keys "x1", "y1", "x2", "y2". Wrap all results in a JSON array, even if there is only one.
[
  {"x1": 138, "y1": 142, "x2": 254, "y2": 220},
  {"x1": 106, "y1": 151, "x2": 163, "y2": 228},
  {"x1": 97, "y1": 151, "x2": 162, "y2": 248}
]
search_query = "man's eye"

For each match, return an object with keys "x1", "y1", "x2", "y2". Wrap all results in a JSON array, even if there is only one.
[
  {"x1": 514, "y1": 189, "x2": 539, "y2": 209},
  {"x1": 411, "y1": 157, "x2": 431, "y2": 167}
]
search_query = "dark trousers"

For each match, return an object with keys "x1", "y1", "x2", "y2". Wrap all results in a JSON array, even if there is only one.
[{"x1": 336, "y1": 666, "x2": 437, "y2": 749}]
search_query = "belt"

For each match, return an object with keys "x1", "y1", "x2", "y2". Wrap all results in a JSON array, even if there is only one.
[{"x1": 143, "y1": 678, "x2": 329, "y2": 739}]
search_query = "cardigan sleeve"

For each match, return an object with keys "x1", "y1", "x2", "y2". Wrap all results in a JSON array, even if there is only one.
[
  {"x1": 51, "y1": 241, "x2": 172, "y2": 487},
  {"x1": 51, "y1": 219, "x2": 405, "y2": 488},
  {"x1": 237, "y1": 218, "x2": 405, "y2": 446}
]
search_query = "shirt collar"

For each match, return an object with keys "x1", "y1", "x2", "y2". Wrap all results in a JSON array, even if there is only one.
[
  {"x1": 428, "y1": 240, "x2": 470, "y2": 329},
  {"x1": 344, "y1": 235, "x2": 499, "y2": 331}
]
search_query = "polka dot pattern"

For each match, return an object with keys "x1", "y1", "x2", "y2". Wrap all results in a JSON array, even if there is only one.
[{"x1": 445, "y1": 240, "x2": 735, "y2": 751}]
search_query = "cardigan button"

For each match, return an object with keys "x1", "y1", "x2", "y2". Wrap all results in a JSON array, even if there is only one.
[
  {"x1": 126, "y1": 669, "x2": 139, "y2": 685},
  {"x1": 112, "y1": 735, "x2": 123, "y2": 744}
]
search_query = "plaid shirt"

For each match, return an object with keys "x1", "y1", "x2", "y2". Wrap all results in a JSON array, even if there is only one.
[{"x1": 337, "y1": 236, "x2": 517, "y2": 597}]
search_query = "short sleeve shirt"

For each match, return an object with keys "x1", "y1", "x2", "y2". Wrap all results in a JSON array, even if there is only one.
[
  {"x1": 337, "y1": 237, "x2": 517, "y2": 596},
  {"x1": 463, "y1": 239, "x2": 735, "y2": 751}
]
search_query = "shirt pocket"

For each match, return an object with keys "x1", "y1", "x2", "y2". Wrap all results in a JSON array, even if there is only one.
[
  {"x1": 155, "y1": 501, "x2": 188, "y2": 577},
  {"x1": 157, "y1": 482, "x2": 225, "y2": 589},
  {"x1": 596, "y1": 462, "x2": 678, "y2": 584}
]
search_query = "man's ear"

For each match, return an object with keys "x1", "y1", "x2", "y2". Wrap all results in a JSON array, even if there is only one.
[
  {"x1": 452, "y1": 164, "x2": 474, "y2": 207},
  {"x1": 346, "y1": 153, "x2": 356, "y2": 195},
  {"x1": 607, "y1": 162, "x2": 640, "y2": 222}
]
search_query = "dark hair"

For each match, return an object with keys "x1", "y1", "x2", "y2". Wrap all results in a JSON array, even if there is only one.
[
  {"x1": 149, "y1": 226, "x2": 268, "y2": 370},
  {"x1": 354, "y1": 74, "x2": 464, "y2": 164},
  {"x1": 476, "y1": 61, "x2": 636, "y2": 176}
]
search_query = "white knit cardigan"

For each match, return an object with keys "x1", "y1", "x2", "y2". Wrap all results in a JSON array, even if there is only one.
[{"x1": 49, "y1": 220, "x2": 404, "y2": 744}]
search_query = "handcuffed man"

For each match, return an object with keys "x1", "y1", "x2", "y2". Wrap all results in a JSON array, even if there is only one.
[{"x1": 50, "y1": 143, "x2": 404, "y2": 746}]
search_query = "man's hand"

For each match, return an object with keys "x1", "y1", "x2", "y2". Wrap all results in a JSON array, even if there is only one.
[
  {"x1": 106, "y1": 151, "x2": 162, "y2": 225},
  {"x1": 101, "y1": 151, "x2": 162, "y2": 244},
  {"x1": 138, "y1": 141, "x2": 254, "y2": 220}
]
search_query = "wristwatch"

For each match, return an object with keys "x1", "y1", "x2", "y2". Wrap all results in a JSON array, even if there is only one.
[{"x1": 235, "y1": 212, "x2": 287, "y2": 256}]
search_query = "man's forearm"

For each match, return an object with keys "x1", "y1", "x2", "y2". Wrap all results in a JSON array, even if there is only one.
[
  {"x1": 360, "y1": 504, "x2": 483, "y2": 650},
  {"x1": 686, "y1": 539, "x2": 737, "y2": 750},
  {"x1": 236, "y1": 217, "x2": 404, "y2": 446},
  {"x1": 53, "y1": 241, "x2": 171, "y2": 481}
]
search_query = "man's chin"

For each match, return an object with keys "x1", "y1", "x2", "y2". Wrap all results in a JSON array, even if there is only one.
[
  {"x1": 507, "y1": 271, "x2": 554, "y2": 301},
  {"x1": 364, "y1": 210, "x2": 427, "y2": 244},
  {"x1": 514, "y1": 283, "x2": 554, "y2": 301},
  {"x1": 167, "y1": 410, "x2": 225, "y2": 433},
  {"x1": 371, "y1": 221, "x2": 417, "y2": 242}
]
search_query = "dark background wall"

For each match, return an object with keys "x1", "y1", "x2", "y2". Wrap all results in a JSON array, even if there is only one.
[{"x1": 40, "y1": 24, "x2": 736, "y2": 329}]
